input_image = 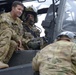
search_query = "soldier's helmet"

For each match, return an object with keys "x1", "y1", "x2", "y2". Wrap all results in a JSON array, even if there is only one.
[
  {"x1": 57, "y1": 31, "x2": 75, "y2": 39},
  {"x1": 21, "y1": 6, "x2": 38, "y2": 23}
]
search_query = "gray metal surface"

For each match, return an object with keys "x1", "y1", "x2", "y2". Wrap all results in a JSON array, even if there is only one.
[
  {"x1": 42, "y1": 4, "x2": 57, "y2": 44},
  {"x1": 0, "y1": 50, "x2": 39, "y2": 75},
  {"x1": 8, "y1": 50, "x2": 38, "y2": 67},
  {"x1": 0, "y1": 63, "x2": 35, "y2": 75}
]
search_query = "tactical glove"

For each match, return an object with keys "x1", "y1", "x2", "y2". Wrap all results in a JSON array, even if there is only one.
[{"x1": 27, "y1": 39, "x2": 41, "y2": 50}]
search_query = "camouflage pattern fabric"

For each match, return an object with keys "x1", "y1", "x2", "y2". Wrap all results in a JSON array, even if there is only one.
[
  {"x1": 0, "y1": 12, "x2": 23, "y2": 63},
  {"x1": 21, "y1": 7, "x2": 47, "y2": 50},
  {"x1": 32, "y1": 40, "x2": 76, "y2": 75},
  {"x1": 23, "y1": 23, "x2": 40, "y2": 38},
  {"x1": 22, "y1": 23, "x2": 42, "y2": 50}
]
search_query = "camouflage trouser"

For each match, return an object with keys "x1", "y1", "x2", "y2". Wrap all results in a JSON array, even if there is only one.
[
  {"x1": 4, "y1": 40, "x2": 17, "y2": 63},
  {"x1": 0, "y1": 29, "x2": 17, "y2": 63}
]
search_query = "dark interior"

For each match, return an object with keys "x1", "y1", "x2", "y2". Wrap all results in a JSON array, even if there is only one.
[{"x1": 0, "y1": 0, "x2": 24, "y2": 13}]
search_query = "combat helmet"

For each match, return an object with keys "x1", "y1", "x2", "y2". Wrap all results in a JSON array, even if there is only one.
[
  {"x1": 57, "y1": 31, "x2": 75, "y2": 39},
  {"x1": 21, "y1": 6, "x2": 38, "y2": 23}
]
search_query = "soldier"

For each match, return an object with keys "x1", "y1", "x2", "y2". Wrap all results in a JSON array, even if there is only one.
[
  {"x1": 0, "y1": 1, "x2": 24, "y2": 68},
  {"x1": 32, "y1": 31, "x2": 76, "y2": 75},
  {"x1": 21, "y1": 6, "x2": 47, "y2": 50}
]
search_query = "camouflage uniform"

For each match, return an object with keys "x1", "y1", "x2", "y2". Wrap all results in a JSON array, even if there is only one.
[
  {"x1": 32, "y1": 40, "x2": 76, "y2": 75},
  {"x1": 22, "y1": 22, "x2": 43, "y2": 50},
  {"x1": 21, "y1": 6, "x2": 40, "y2": 50},
  {"x1": 0, "y1": 12, "x2": 23, "y2": 63},
  {"x1": 21, "y1": 7, "x2": 47, "y2": 50}
]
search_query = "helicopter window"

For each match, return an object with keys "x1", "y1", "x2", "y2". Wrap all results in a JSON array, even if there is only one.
[{"x1": 62, "y1": 0, "x2": 76, "y2": 32}]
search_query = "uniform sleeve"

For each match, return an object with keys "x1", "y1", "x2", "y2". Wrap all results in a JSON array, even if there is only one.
[
  {"x1": 0, "y1": 14, "x2": 10, "y2": 30},
  {"x1": 32, "y1": 25, "x2": 40, "y2": 37},
  {"x1": 32, "y1": 51, "x2": 40, "y2": 71},
  {"x1": 32, "y1": 45, "x2": 49, "y2": 71},
  {"x1": 0, "y1": 19, "x2": 9, "y2": 30},
  {"x1": 0, "y1": 15, "x2": 22, "y2": 44},
  {"x1": 71, "y1": 44, "x2": 76, "y2": 64},
  {"x1": 10, "y1": 29, "x2": 21, "y2": 43},
  {"x1": 71, "y1": 43, "x2": 76, "y2": 73}
]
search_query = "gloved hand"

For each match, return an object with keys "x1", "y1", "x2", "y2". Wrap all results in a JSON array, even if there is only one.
[{"x1": 27, "y1": 38, "x2": 41, "y2": 50}]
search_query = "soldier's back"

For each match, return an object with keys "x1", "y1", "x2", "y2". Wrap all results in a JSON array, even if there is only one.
[{"x1": 38, "y1": 40, "x2": 75, "y2": 75}]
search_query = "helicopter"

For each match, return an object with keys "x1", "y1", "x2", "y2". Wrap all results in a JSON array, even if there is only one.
[{"x1": 0, "y1": 0, "x2": 76, "y2": 75}]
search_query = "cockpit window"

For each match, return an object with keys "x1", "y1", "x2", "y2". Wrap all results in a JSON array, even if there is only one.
[{"x1": 62, "y1": 0, "x2": 76, "y2": 32}]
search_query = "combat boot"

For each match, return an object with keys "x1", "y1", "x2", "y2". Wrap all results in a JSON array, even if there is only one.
[{"x1": 0, "y1": 61, "x2": 9, "y2": 69}]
